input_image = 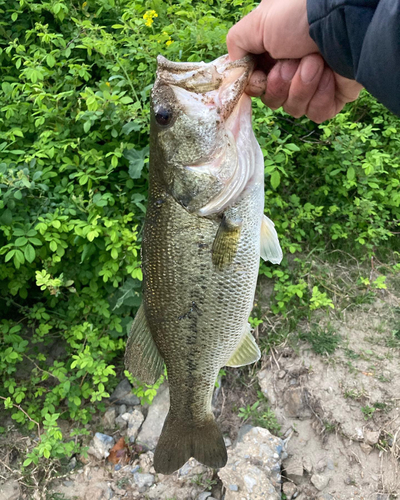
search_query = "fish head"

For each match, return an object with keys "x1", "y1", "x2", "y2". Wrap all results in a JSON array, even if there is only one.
[{"x1": 150, "y1": 54, "x2": 256, "y2": 214}]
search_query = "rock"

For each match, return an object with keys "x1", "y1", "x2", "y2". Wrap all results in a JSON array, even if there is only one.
[
  {"x1": 102, "y1": 407, "x2": 116, "y2": 428},
  {"x1": 316, "y1": 457, "x2": 327, "y2": 473},
  {"x1": 360, "y1": 442, "x2": 373, "y2": 455},
  {"x1": 198, "y1": 493, "x2": 212, "y2": 500},
  {"x1": 283, "y1": 457, "x2": 303, "y2": 483},
  {"x1": 139, "y1": 451, "x2": 155, "y2": 474},
  {"x1": 317, "y1": 495, "x2": 334, "y2": 500},
  {"x1": 311, "y1": 473, "x2": 330, "y2": 491},
  {"x1": 115, "y1": 414, "x2": 128, "y2": 430},
  {"x1": 119, "y1": 404, "x2": 127, "y2": 415},
  {"x1": 236, "y1": 424, "x2": 253, "y2": 443},
  {"x1": 137, "y1": 384, "x2": 169, "y2": 450},
  {"x1": 109, "y1": 379, "x2": 140, "y2": 406},
  {"x1": 126, "y1": 408, "x2": 145, "y2": 442},
  {"x1": 364, "y1": 429, "x2": 380, "y2": 446},
  {"x1": 84, "y1": 487, "x2": 106, "y2": 500},
  {"x1": 0, "y1": 479, "x2": 21, "y2": 500},
  {"x1": 282, "y1": 482, "x2": 297, "y2": 499},
  {"x1": 326, "y1": 459, "x2": 334, "y2": 471},
  {"x1": 283, "y1": 387, "x2": 311, "y2": 419},
  {"x1": 87, "y1": 432, "x2": 115, "y2": 460},
  {"x1": 224, "y1": 436, "x2": 232, "y2": 447},
  {"x1": 257, "y1": 369, "x2": 277, "y2": 405},
  {"x1": 278, "y1": 370, "x2": 286, "y2": 379},
  {"x1": 133, "y1": 472, "x2": 155, "y2": 490},
  {"x1": 219, "y1": 426, "x2": 284, "y2": 500},
  {"x1": 302, "y1": 456, "x2": 313, "y2": 474},
  {"x1": 67, "y1": 456, "x2": 77, "y2": 471},
  {"x1": 178, "y1": 458, "x2": 208, "y2": 477}
]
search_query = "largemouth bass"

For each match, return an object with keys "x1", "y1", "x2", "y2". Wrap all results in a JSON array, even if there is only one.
[{"x1": 125, "y1": 54, "x2": 282, "y2": 474}]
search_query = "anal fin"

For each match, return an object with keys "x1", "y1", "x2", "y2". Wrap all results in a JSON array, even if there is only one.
[
  {"x1": 261, "y1": 214, "x2": 283, "y2": 264},
  {"x1": 212, "y1": 216, "x2": 242, "y2": 270},
  {"x1": 124, "y1": 303, "x2": 164, "y2": 385},
  {"x1": 226, "y1": 324, "x2": 261, "y2": 367}
]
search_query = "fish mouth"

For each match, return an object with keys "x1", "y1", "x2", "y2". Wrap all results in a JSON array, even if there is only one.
[{"x1": 156, "y1": 54, "x2": 254, "y2": 121}]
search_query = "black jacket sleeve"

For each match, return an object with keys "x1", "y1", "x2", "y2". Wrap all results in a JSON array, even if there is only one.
[{"x1": 307, "y1": 0, "x2": 400, "y2": 116}]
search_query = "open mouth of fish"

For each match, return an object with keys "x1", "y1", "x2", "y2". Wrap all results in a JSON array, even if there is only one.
[{"x1": 154, "y1": 54, "x2": 257, "y2": 216}]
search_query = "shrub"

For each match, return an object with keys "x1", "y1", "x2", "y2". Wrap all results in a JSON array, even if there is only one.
[{"x1": 0, "y1": 0, "x2": 399, "y2": 465}]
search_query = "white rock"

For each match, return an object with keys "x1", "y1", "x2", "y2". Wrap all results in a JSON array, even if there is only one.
[
  {"x1": 282, "y1": 482, "x2": 297, "y2": 499},
  {"x1": 102, "y1": 407, "x2": 116, "y2": 428},
  {"x1": 0, "y1": 479, "x2": 21, "y2": 500},
  {"x1": 364, "y1": 429, "x2": 380, "y2": 446},
  {"x1": 126, "y1": 409, "x2": 144, "y2": 442},
  {"x1": 311, "y1": 473, "x2": 330, "y2": 491},
  {"x1": 133, "y1": 472, "x2": 155, "y2": 490},
  {"x1": 137, "y1": 384, "x2": 169, "y2": 450},
  {"x1": 87, "y1": 432, "x2": 114, "y2": 460},
  {"x1": 219, "y1": 426, "x2": 284, "y2": 500}
]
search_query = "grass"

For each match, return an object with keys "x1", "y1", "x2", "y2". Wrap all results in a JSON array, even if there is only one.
[
  {"x1": 299, "y1": 324, "x2": 341, "y2": 355},
  {"x1": 238, "y1": 393, "x2": 281, "y2": 435}
]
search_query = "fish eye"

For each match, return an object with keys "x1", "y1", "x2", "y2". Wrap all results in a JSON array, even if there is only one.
[{"x1": 155, "y1": 107, "x2": 173, "y2": 126}]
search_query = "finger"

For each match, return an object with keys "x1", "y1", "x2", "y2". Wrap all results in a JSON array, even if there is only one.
[
  {"x1": 245, "y1": 70, "x2": 268, "y2": 97},
  {"x1": 282, "y1": 53, "x2": 325, "y2": 118},
  {"x1": 226, "y1": 6, "x2": 266, "y2": 60},
  {"x1": 261, "y1": 59, "x2": 300, "y2": 109},
  {"x1": 335, "y1": 74, "x2": 363, "y2": 104},
  {"x1": 306, "y1": 68, "x2": 337, "y2": 123}
]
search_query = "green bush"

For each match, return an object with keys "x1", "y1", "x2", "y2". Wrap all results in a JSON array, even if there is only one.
[{"x1": 0, "y1": 0, "x2": 399, "y2": 466}]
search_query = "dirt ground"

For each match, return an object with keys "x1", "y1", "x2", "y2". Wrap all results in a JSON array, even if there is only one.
[
  {"x1": 260, "y1": 292, "x2": 400, "y2": 499},
  {"x1": 0, "y1": 267, "x2": 399, "y2": 500}
]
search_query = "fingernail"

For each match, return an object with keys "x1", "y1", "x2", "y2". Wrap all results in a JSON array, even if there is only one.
[
  {"x1": 318, "y1": 69, "x2": 332, "y2": 91},
  {"x1": 280, "y1": 60, "x2": 298, "y2": 82},
  {"x1": 300, "y1": 56, "x2": 321, "y2": 83}
]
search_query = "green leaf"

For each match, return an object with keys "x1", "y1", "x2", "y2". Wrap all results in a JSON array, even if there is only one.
[
  {"x1": 119, "y1": 96, "x2": 133, "y2": 104},
  {"x1": 124, "y1": 146, "x2": 149, "y2": 179},
  {"x1": 46, "y1": 54, "x2": 56, "y2": 68},
  {"x1": 24, "y1": 244, "x2": 36, "y2": 263},
  {"x1": 0, "y1": 209, "x2": 12, "y2": 225},
  {"x1": 347, "y1": 166, "x2": 355, "y2": 181},
  {"x1": 83, "y1": 121, "x2": 91, "y2": 133},
  {"x1": 270, "y1": 171, "x2": 281, "y2": 189},
  {"x1": 15, "y1": 237, "x2": 28, "y2": 246},
  {"x1": 5, "y1": 250, "x2": 16, "y2": 262},
  {"x1": 121, "y1": 121, "x2": 141, "y2": 135}
]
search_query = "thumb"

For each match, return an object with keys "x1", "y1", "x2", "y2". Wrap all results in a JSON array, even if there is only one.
[{"x1": 226, "y1": 6, "x2": 266, "y2": 61}]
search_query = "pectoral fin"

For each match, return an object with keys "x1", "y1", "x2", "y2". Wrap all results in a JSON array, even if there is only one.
[
  {"x1": 124, "y1": 304, "x2": 164, "y2": 385},
  {"x1": 212, "y1": 216, "x2": 242, "y2": 270},
  {"x1": 226, "y1": 324, "x2": 261, "y2": 367},
  {"x1": 260, "y1": 215, "x2": 283, "y2": 264}
]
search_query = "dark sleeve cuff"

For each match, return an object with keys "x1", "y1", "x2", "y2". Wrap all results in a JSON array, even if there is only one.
[
  {"x1": 307, "y1": 0, "x2": 378, "y2": 79},
  {"x1": 307, "y1": 0, "x2": 400, "y2": 116}
]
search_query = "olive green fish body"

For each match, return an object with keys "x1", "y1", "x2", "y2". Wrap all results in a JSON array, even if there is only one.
[
  {"x1": 143, "y1": 171, "x2": 263, "y2": 423},
  {"x1": 125, "y1": 55, "x2": 283, "y2": 474}
]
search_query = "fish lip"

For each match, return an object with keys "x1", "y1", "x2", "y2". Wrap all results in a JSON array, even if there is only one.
[
  {"x1": 156, "y1": 54, "x2": 254, "y2": 74},
  {"x1": 155, "y1": 54, "x2": 254, "y2": 101}
]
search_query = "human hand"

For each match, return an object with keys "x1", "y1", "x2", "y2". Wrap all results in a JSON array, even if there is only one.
[{"x1": 226, "y1": 0, "x2": 363, "y2": 123}]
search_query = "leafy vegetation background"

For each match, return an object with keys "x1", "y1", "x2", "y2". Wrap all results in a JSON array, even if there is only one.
[{"x1": 0, "y1": 0, "x2": 399, "y2": 466}]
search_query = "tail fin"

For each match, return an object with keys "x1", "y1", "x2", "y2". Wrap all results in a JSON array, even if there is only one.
[{"x1": 153, "y1": 412, "x2": 227, "y2": 474}]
